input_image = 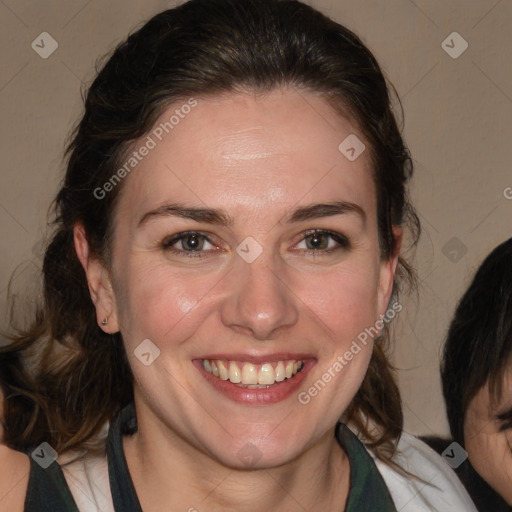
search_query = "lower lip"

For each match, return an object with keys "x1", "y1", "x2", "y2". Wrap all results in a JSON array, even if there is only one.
[{"x1": 193, "y1": 359, "x2": 316, "y2": 404}]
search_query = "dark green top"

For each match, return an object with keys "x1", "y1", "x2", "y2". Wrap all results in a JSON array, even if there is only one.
[{"x1": 23, "y1": 402, "x2": 397, "y2": 511}]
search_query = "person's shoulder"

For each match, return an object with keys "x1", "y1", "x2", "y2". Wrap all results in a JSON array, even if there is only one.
[
  {"x1": 367, "y1": 431, "x2": 478, "y2": 512},
  {"x1": 0, "y1": 442, "x2": 31, "y2": 512},
  {"x1": 57, "y1": 423, "x2": 114, "y2": 512},
  {"x1": 0, "y1": 388, "x2": 30, "y2": 511}
]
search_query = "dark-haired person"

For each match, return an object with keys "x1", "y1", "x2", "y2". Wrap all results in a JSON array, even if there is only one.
[
  {"x1": 0, "y1": 1, "x2": 477, "y2": 510},
  {"x1": 439, "y1": 237, "x2": 512, "y2": 511}
]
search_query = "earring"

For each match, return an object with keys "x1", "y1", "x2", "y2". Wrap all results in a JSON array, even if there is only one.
[{"x1": 101, "y1": 318, "x2": 108, "y2": 326}]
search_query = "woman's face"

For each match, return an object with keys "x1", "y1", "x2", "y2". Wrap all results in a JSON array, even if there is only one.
[
  {"x1": 94, "y1": 88, "x2": 398, "y2": 468},
  {"x1": 464, "y1": 366, "x2": 512, "y2": 504}
]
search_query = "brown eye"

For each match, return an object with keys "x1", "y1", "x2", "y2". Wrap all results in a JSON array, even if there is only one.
[
  {"x1": 304, "y1": 232, "x2": 329, "y2": 250},
  {"x1": 297, "y1": 230, "x2": 350, "y2": 253}
]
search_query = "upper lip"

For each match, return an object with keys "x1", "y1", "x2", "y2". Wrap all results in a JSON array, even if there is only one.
[{"x1": 195, "y1": 353, "x2": 316, "y2": 364}]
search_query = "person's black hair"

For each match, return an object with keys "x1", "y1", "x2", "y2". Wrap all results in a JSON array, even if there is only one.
[{"x1": 441, "y1": 237, "x2": 512, "y2": 445}]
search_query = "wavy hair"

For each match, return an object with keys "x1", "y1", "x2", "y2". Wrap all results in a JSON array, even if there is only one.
[{"x1": 0, "y1": 0, "x2": 420, "y2": 464}]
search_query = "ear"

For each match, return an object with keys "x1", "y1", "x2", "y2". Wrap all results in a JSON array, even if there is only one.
[
  {"x1": 73, "y1": 223, "x2": 120, "y2": 333},
  {"x1": 376, "y1": 226, "x2": 402, "y2": 317}
]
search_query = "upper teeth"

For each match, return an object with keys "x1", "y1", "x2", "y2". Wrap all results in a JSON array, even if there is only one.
[{"x1": 202, "y1": 359, "x2": 304, "y2": 386}]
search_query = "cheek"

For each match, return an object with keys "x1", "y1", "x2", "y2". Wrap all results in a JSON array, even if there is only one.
[
  {"x1": 468, "y1": 437, "x2": 512, "y2": 503},
  {"x1": 465, "y1": 419, "x2": 512, "y2": 502},
  {"x1": 299, "y1": 268, "x2": 379, "y2": 338},
  {"x1": 114, "y1": 259, "x2": 216, "y2": 349},
  {"x1": 115, "y1": 248, "x2": 381, "y2": 355}
]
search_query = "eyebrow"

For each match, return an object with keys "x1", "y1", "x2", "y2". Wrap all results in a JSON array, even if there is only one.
[{"x1": 137, "y1": 200, "x2": 366, "y2": 228}]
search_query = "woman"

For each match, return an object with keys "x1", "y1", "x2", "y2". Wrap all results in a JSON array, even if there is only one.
[
  {"x1": 440, "y1": 237, "x2": 512, "y2": 511},
  {"x1": 0, "y1": 0, "x2": 477, "y2": 510}
]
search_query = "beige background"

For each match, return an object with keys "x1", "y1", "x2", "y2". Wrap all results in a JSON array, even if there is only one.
[{"x1": 1, "y1": 0, "x2": 511, "y2": 437}]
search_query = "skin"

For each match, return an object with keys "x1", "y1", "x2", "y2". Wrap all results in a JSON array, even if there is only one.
[
  {"x1": 0, "y1": 388, "x2": 30, "y2": 512},
  {"x1": 464, "y1": 366, "x2": 512, "y2": 505},
  {"x1": 74, "y1": 87, "x2": 400, "y2": 511}
]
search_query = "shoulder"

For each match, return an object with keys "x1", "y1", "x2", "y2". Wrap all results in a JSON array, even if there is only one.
[
  {"x1": 366, "y1": 431, "x2": 478, "y2": 512},
  {"x1": 0, "y1": 388, "x2": 29, "y2": 511},
  {"x1": 0, "y1": 440, "x2": 113, "y2": 512},
  {"x1": 57, "y1": 423, "x2": 114, "y2": 512},
  {"x1": 0, "y1": 443, "x2": 31, "y2": 512}
]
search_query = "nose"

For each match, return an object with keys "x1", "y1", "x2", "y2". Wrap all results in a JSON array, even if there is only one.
[{"x1": 219, "y1": 252, "x2": 299, "y2": 340}]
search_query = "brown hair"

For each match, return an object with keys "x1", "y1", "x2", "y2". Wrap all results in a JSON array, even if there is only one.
[{"x1": 0, "y1": 0, "x2": 419, "y2": 463}]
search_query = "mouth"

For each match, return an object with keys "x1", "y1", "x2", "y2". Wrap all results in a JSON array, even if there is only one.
[{"x1": 193, "y1": 355, "x2": 315, "y2": 404}]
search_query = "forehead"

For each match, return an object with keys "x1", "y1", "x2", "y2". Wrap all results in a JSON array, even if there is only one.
[{"x1": 115, "y1": 88, "x2": 375, "y2": 225}]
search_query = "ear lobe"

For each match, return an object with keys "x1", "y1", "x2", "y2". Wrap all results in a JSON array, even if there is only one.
[
  {"x1": 377, "y1": 226, "x2": 403, "y2": 316},
  {"x1": 73, "y1": 223, "x2": 120, "y2": 333}
]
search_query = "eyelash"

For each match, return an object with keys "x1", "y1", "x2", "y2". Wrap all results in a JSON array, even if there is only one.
[
  {"x1": 161, "y1": 229, "x2": 350, "y2": 259},
  {"x1": 499, "y1": 419, "x2": 512, "y2": 432}
]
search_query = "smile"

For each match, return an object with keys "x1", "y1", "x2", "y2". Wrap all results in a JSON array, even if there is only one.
[
  {"x1": 194, "y1": 356, "x2": 315, "y2": 404},
  {"x1": 201, "y1": 359, "x2": 305, "y2": 387}
]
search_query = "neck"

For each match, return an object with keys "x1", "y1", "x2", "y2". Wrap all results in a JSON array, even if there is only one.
[{"x1": 122, "y1": 402, "x2": 350, "y2": 512}]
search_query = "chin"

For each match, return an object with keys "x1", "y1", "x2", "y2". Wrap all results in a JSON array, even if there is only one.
[{"x1": 219, "y1": 445, "x2": 298, "y2": 470}]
